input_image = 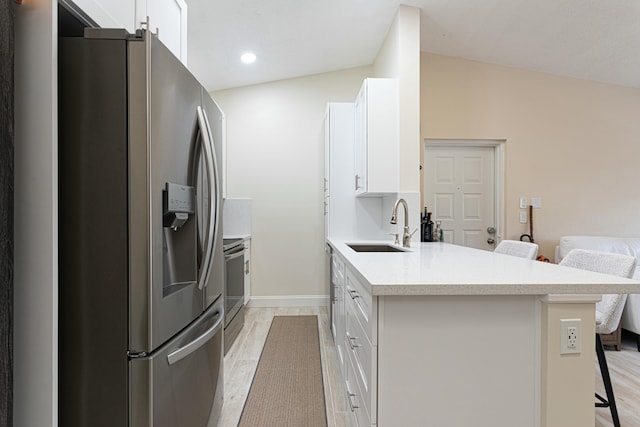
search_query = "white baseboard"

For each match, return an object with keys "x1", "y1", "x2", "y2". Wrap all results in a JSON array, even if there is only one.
[{"x1": 247, "y1": 295, "x2": 329, "y2": 308}]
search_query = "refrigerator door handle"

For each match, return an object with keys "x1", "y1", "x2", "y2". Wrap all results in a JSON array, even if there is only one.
[
  {"x1": 196, "y1": 106, "x2": 217, "y2": 290},
  {"x1": 200, "y1": 105, "x2": 222, "y2": 287},
  {"x1": 167, "y1": 307, "x2": 224, "y2": 365}
]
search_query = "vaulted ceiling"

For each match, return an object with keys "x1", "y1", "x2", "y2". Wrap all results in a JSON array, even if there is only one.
[{"x1": 187, "y1": 0, "x2": 640, "y2": 92}]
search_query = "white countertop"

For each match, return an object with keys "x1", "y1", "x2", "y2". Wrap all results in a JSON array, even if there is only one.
[{"x1": 328, "y1": 239, "x2": 640, "y2": 296}]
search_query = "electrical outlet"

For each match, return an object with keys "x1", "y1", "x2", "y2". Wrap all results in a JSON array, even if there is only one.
[
  {"x1": 567, "y1": 327, "x2": 577, "y2": 349},
  {"x1": 560, "y1": 319, "x2": 582, "y2": 354}
]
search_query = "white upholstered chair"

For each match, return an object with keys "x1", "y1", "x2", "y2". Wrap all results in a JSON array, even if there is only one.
[
  {"x1": 559, "y1": 249, "x2": 636, "y2": 427},
  {"x1": 493, "y1": 240, "x2": 538, "y2": 260}
]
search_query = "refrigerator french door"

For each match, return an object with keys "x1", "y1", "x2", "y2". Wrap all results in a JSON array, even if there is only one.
[{"x1": 59, "y1": 29, "x2": 224, "y2": 427}]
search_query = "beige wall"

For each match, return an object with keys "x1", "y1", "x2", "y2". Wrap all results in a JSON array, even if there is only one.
[
  {"x1": 373, "y1": 5, "x2": 421, "y2": 193},
  {"x1": 213, "y1": 66, "x2": 371, "y2": 298},
  {"x1": 422, "y1": 53, "x2": 640, "y2": 257}
]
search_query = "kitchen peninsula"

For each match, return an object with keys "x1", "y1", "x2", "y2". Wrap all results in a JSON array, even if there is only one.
[{"x1": 327, "y1": 239, "x2": 640, "y2": 427}]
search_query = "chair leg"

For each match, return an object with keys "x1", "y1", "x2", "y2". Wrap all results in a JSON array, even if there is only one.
[
  {"x1": 636, "y1": 333, "x2": 640, "y2": 352},
  {"x1": 596, "y1": 334, "x2": 621, "y2": 427}
]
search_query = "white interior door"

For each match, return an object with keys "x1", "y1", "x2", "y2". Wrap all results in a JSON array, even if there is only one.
[{"x1": 424, "y1": 145, "x2": 496, "y2": 250}]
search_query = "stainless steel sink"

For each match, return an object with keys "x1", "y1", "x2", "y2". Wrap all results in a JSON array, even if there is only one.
[{"x1": 347, "y1": 244, "x2": 408, "y2": 253}]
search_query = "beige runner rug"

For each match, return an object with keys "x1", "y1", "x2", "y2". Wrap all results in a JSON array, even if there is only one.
[{"x1": 238, "y1": 315, "x2": 327, "y2": 427}]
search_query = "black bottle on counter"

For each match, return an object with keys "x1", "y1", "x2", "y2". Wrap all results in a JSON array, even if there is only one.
[{"x1": 423, "y1": 211, "x2": 434, "y2": 242}]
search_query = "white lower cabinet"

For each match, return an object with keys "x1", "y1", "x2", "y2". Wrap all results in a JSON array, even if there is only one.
[
  {"x1": 330, "y1": 253, "x2": 346, "y2": 371},
  {"x1": 243, "y1": 239, "x2": 251, "y2": 305},
  {"x1": 332, "y1": 250, "x2": 377, "y2": 425},
  {"x1": 345, "y1": 269, "x2": 376, "y2": 344},
  {"x1": 345, "y1": 296, "x2": 376, "y2": 424},
  {"x1": 345, "y1": 347, "x2": 372, "y2": 427}
]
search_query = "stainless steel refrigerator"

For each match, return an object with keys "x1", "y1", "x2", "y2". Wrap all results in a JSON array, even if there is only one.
[{"x1": 58, "y1": 28, "x2": 225, "y2": 427}]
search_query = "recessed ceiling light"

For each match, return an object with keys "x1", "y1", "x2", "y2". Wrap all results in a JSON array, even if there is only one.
[{"x1": 241, "y1": 52, "x2": 257, "y2": 64}]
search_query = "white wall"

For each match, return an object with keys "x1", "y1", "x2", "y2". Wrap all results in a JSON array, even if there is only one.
[
  {"x1": 14, "y1": 1, "x2": 58, "y2": 425},
  {"x1": 373, "y1": 5, "x2": 421, "y2": 194},
  {"x1": 212, "y1": 66, "x2": 372, "y2": 299}
]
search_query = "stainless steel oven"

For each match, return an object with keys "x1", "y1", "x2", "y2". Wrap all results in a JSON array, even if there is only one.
[{"x1": 223, "y1": 238, "x2": 245, "y2": 354}]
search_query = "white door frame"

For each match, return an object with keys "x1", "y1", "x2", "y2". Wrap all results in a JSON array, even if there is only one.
[{"x1": 424, "y1": 139, "x2": 505, "y2": 243}]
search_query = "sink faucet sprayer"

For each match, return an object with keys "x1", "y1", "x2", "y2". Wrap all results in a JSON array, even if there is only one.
[{"x1": 390, "y1": 198, "x2": 417, "y2": 248}]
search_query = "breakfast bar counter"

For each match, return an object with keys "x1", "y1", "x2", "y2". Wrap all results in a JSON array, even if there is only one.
[
  {"x1": 327, "y1": 239, "x2": 640, "y2": 427},
  {"x1": 329, "y1": 240, "x2": 640, "y2": 295}
]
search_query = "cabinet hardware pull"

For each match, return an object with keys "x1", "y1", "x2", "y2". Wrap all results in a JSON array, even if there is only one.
[
  {"x1": 347, "y1": 392, "x2": 360, "y2": 411},
  {"x1": 348, "y1": 289, "x2": 360, "y2": 299},
  {"x1": 355, "y1": 174, "x2": 361, "y2": 190}
]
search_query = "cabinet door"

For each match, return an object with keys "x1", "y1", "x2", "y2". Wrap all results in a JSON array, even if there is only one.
[
  {"x1": 73, "y1": 0, "x2": 136, "y2": 31},
  {"x1": 335, "y1": 282, "x2": 345, "y2": 370},
  {"x1": 138, "y1": 0, "x2": 188, "y2": 64},
  {"x1": 324, "y1": 108, "x2": 330, "y2": 237},
  {"x1": 243, "y1": 240, "x2": 251, "y2": 305},
  {"x1": 354, "y1": 78, "x2": 399, "y2": 196},
  {"x1": 325, "y1": 103, "x2": 356, "y2": 239},
  {"x1": 354, "y1": 85, "x2": 367, "y2": 195}
]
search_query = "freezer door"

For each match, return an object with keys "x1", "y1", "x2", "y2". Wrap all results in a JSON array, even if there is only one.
[
  {"x1": 129, "y1": 33, "x2": 222, "y2": 352},
  {"x1": 130, "y1": 301, "x2": 224, "y2": 427}
]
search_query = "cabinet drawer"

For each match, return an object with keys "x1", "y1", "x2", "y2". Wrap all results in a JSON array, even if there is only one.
[
  {"x1": 345, "y1": 299, "x2": 373, "y2": 395},
  {"x1": 345, "y1": 349, "x2": 372, "y2": 427},
  {"x1": 345, "y1": 269, "x2": 373, "y2": 341},
  {"x1": 345, "y1": 302, "x2": 376, "y2": 424}
]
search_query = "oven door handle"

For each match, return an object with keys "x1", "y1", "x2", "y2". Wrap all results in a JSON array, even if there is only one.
[
  {"x1": 167, "y1": 306, "x2": 224, "y2": 365},
  {"x1": 224, "y1": 251, "x2": 244, "y2": 261}
]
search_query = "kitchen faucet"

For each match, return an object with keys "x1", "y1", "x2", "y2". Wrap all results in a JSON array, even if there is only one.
[{"x1": 390, "y1": 198, "x2": 416, "y2": 248}]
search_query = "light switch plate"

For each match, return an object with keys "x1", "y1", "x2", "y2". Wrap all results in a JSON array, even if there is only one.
[
  {"x1": 519, "y1": 211, "x2": 527, "y2": 224},
  {"x1": 519, "y1": 197, "x2": 527, "y2": 209}
]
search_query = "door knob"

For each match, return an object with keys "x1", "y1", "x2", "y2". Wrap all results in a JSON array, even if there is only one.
[
  {"x1": 487, "y1": 226, "x2": 496, "y2": 234},
  {"x1": 487, "y1": 238, "x2": 495, "y2": 244}
]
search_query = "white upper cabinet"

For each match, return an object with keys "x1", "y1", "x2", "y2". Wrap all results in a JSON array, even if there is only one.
[
  {"x1": 354, "y1": 78, "x2": 399, "y2": 196},
  {"x1": 136, "y1": 0, "x2": 188, "y2": 64},
  {"x1": 73, "y1": 0, "x2": 187, "y2": 64},
  {"x1": 324, "y1": 103, "x2": 356, "y2": 239},
  {"x1": 73, "y1": 0, "x2": 136, "y2": 31}
]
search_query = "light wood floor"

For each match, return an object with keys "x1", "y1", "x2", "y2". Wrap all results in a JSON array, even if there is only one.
[
  {"x1": 596, "y1": 331, "x2": 640, "y2": 427},
  {"x1": 219, "y1": 306, "x2": 640, "y2": 427}
]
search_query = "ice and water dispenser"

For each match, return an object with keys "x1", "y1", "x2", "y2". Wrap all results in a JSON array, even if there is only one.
[{"x1": 162, "y1": 182, "x2": 197, "y2": 296}]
